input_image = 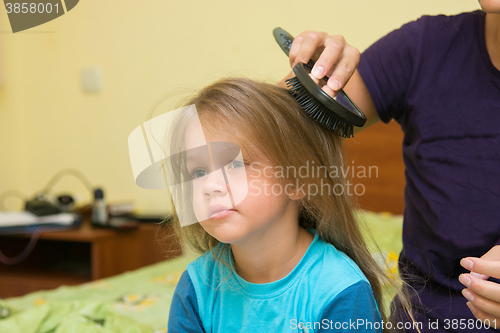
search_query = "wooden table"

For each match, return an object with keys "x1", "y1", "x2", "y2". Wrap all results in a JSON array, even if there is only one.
[{"x1": 0, "y1": 218, "x2": 182, "y2": 298}]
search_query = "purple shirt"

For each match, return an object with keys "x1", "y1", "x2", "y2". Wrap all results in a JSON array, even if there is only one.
[{"x1": 358, "y1": 11, "x2": 500, "y2": 332}]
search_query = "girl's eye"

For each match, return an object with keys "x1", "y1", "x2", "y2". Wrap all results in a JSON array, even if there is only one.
[
  {"x1": 190, "y1": 168, "x2": 208, "y2": 179},
  {"x1": 228, "y1": 160, "x2": 245, "y2": 169}
]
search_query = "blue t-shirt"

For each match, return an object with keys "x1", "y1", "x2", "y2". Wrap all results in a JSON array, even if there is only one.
[
  {"x1": 358, "y1": 11, "x2": 500, "y2": 333},
  {"x1": 168, "y1": 230, "x2": 382, "y2": 332}
]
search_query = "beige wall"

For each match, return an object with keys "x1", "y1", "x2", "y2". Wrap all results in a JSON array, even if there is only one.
[{"x1": 0, "y1": 0, "x2": 481, "y2": 214}]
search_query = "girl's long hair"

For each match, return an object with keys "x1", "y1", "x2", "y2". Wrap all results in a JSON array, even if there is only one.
[{"x1": 163, "y1": 77, "x2": 416, "y2": 332}]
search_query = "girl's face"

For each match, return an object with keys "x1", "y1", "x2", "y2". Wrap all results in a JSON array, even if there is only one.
[{"x1": 184, "y1": 123, "x2": 300, "y2": 245}]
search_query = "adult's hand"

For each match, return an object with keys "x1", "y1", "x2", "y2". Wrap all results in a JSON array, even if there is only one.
[
  {"x1": 276, "y1": 30, "x2": 380, "y2": 133},
  {"x1": 459, "y1": 245, "x2": 500, "y2": 329},
  {"x1": 279, "y1": 31, "x2": 360, "y2": 98}
]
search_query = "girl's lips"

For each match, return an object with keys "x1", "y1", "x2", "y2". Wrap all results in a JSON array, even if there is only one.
[
  {"x1": 209, "y1": 209, "x2": 236, "y2": 219},
  {"x1": 208, "y1": 203, "x2": 235, "y2": 219}
]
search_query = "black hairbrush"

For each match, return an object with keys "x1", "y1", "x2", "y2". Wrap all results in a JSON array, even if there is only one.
[{"x1": 273, "y1": 27, "x2": 366, "y2": 138}]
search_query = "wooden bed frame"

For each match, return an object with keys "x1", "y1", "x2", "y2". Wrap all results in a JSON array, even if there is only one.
[{"x1": 345, "y1": 120, "x2": 406, "y2": 215}]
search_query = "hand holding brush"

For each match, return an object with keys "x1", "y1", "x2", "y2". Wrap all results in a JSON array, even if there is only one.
[{"x1": 274, "y1": 28, "x2": 366, "y2": 138}]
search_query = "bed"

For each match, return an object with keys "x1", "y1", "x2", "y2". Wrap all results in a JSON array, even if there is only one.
[{"x1": 0, "y1": 121, "x2": 406, "y2": 332}]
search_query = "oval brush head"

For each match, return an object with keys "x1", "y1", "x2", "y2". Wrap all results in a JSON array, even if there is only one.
[
  {"x1": 274, "y1": 27, "x2": 366, "y2": 138},
  {"x1": 285, "y1": 62, "x2": 366, "y2": 138}
]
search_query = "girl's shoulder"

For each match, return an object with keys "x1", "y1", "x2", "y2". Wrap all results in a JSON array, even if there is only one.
[
  {"x1": 307, "y1": 233, "x2": 370, "y2": 296},
  {"x1": 184, "y1": 234, "x2": 372, "y2": 303}
]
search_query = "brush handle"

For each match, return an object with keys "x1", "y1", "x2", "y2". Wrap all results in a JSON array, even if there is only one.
[
  {"x1": 273, "y1": 27, "x2": 325, "y2": 82},
  {"x1": 273, "y1": 27, "x2": 294, "y2": 57}
]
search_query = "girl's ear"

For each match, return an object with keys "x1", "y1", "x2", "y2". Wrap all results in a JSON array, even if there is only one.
[{"x1": 287, "y1": 183, "x2": 306, "y2": 201}]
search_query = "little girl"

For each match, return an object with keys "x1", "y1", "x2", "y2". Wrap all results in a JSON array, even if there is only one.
[{"x1": 164, "y1": 78, "x2": 403, "y2": 332}]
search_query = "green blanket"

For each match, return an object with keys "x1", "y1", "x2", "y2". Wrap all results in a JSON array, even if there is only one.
[{"x1": 0, "y1": 210, "x2": 403, "y2": 332}]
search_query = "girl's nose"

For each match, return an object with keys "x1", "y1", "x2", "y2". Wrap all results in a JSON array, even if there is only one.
[{"x1": 202, "y1": 169, "x2": 228, "y2": 197}]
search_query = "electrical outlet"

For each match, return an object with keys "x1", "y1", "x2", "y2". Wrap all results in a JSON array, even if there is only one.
[{"x1": 81, "y1": 67, "x2": 102, "y2": 93}]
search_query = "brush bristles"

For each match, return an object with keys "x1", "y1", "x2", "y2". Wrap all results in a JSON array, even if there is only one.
[{"x1": 285, "y1": 76, "x2": 353, "y2": 138}]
